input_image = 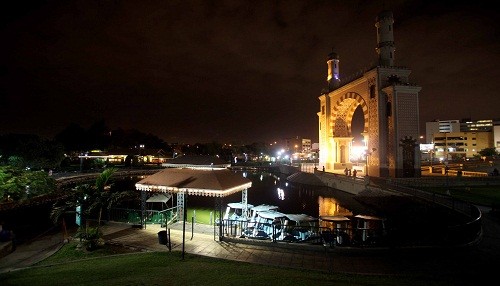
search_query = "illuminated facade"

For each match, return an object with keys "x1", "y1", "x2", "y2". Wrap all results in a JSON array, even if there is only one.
[
  {"x1": 425, "y1": 120, "x2": 460, "y2": 143},
  {"x1": 318, "y1": 10, "x2": 422, "y2": 178},
  {"x1": 425, "y1": 119, "x2": 500, "y2": 157},
  {"x1": 432, "y1": 132, "x2": 493, "y2": 160},
  {"x1": 460, "y1": 119, "x2": 499, "y2": 132},
  {"x1": 285, "y1": 137, "x2": 315, "y2": 161},
  {"x1": 426, "y1": 119, "x2": 499, "y2": 143}
]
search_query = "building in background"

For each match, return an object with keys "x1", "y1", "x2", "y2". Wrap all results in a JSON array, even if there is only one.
[
  {"x1": 302, "y1": 138, "x2": 312, "y2": 153},
  {"x1": 425, "y1": 120, "x2": 460, "y2": 143},
  {"x1": 432, "y1": 132, "x2": 492, "y2": 161},
  {"x1": 284, "y1": 137, "x2": 316, "y2": 162},
  {"x1": 423, "y1": 118, "x2": 499, "y2": 161},
  {"x1": 460, "y1": 119, "x2": 500, "y2": 132}
]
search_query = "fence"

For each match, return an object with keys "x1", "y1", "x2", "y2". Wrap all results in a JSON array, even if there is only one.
[
  {"x1": 372, "y1": 177, "x2": 483, "y2": 246},
  {"x1": 222, "y1": 219, "x2": 326, "y2": 244},
  {"x1": 108, "y1": 207, "x2": 178, "y2": 226},
  {"x1": 220, "y1": 219, "x2": 387, "y2": 247}
]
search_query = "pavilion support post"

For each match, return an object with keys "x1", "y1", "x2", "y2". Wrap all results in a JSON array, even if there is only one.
[
  {"x1": 177, "y1": 192, "x2": 185, "y2": 222},
  {"x1": 242, "y1": 188, "x2": 248, "y2": 219},
  {"x1": 140, "y1": 190, "x2": 146, "y2": 229},
  {"x1": 182, "y1": 191, "x2": 187, "y2": 260},
  {"x1": 214, "y1": 196, "x2": 223, "y2": 241}
]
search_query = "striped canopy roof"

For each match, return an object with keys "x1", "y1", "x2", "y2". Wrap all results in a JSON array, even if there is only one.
[{"x1": 135, "y1": 168, "x2": 252, "y2": 197}]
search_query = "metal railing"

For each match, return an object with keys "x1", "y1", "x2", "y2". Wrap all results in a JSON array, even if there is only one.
[
  {"x1": 222, "y1": 220, "x2": 330, "y2": 244},
  {"x1": 108, "y1": 207, "x2": 178, "y2": 226},
  {"x1": 371, "y1": 177, "x2": 483, "y2": 246}
]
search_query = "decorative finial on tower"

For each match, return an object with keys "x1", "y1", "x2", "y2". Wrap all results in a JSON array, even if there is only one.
[{"x1": 326, "y1": 48, "x2": 340, "y2": 90}]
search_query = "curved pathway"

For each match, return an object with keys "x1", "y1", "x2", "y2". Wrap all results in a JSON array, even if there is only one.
[{"x1": 1, "y1": 213, "x2": 499, "y2": 284}]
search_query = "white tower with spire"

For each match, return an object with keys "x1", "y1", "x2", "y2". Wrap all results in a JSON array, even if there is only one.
[
  {"x1": 326, "y1": 51, "x2": 340, "y2": 90},
  {"x1": 375, "y1": 10, "x2": 395, "y2": 66}
]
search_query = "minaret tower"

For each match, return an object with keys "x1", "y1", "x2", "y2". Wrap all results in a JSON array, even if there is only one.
[
  {"x1": 326, "y1": 51, "x2": 340, "y2": 90},
  {"x1": 375, "y1": 10, "x2": 395, "y2": 66}
]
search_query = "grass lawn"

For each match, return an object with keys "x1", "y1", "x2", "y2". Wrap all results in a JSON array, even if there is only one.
[
  {"x1": 0, "y1": 242, "x2": 453, "y2": 286},
  {"x1": 420, "y1": 185, "x2": 500, "y2": 207},
  {"x1": 448, "y1": 186, "x2": 500, "y2": 207},
  {"x1": 186, "y1": 207, "x2": 214, "y2": 224}
]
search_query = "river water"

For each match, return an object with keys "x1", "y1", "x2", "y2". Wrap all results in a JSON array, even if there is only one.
[
  {"x1": 127, "y1": 170, "x2": 377, "y2": 219},
  {"x1": 1, "y1": 170, "x2": 467, "y2": 247},
  {"x1": 0, "y1": 170, "x2": 381, "y2": 242}
]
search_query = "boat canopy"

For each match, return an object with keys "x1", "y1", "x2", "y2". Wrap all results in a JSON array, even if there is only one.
[
  {"x1": 256, "y1": 210, "x2": 288, "y2": 219},
  {"x1": 354, "y1": 214, "x2": 384, "y2": 221},
  {"x1": 285, "y1": 214, "x2": 317, "y2": 222},
  {"x1": 227, "y1": 202, "x2": 254, "y2": 209},
  {"x1": 319, "y1": 215, "x2": 351, "y2": 222},
  {"x1": 250, "y1": 204, "x2": 279, "y2": 212}
]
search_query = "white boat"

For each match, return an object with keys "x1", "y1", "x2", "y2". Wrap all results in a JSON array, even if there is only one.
[
  {"x1": 352, "y1": 214, "x2": 386, "y2": 245},
  {"x1": 319, "y1": 214, "x2": 387, "y2": 246},
  {"x1": 319, "y1": 215, "x2": 352, "y2": 246},
  {"x1": 249, "y1": 204, "x2": 279, "y2": 219},
  {"x1": 246, "y1": 204, "x2": 280, "y2": 227},
  {"x1": 215, "y1": 202, "x2": 254, "y2": 226},
  {"x1": 223, "y1": 202, "x2": 254, "y2": 222},
  {"x1": 244, "y1": 210, "x2": 288, "y2": 240},
  {"x1": 281, "y1": 214, "x2": 319, "y2": 242},
  {"x1": 243, "y1": 210, "x2": 320, "y2": 242}
]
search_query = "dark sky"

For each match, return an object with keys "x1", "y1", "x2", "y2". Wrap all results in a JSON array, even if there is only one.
[{"x1": 1, "y1": 1, "x2": 499, "y2": 144}]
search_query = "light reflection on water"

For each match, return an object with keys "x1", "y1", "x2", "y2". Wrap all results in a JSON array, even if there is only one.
[
  {"x1": 118, "y1": 171, "x2": 375, "y2": 220},
  {"x1": 179, "y1": 171, "x2": 369, "y2": 220}
]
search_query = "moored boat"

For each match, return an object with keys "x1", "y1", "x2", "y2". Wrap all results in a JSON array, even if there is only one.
[
  {"x1": 351, "y1": 214, "x2": 386, "y2": 245},
  {"x1": 244, "y1": 210, "x2": 288, "y2": 240},
  {"x1": 243, "y1": 210, "x2": 321, "y2": 242},
  {"x1": 281, "y1": 214, "x2": 320, "y2": 242},
  {"x1": 246, "y1": 204, "x2": 280, "y2": 228},
  {"x1": 319, "y1": 215, "x2": 352, "y2": 246},
  {"x1": 223, "y1": 202, "x2": 254, "y2": 222},
  {"x1": 319, "y1": 214, "x2": 387, "y2": 246}
]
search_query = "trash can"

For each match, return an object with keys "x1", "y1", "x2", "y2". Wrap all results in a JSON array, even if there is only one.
[{"x1": 158, "y1": 230, "x2": 168, "y2": 245}]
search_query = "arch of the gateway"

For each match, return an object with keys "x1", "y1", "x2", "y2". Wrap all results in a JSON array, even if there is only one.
[{"x1": 318, "y1": 10, "x2": 422, "y2": 178}]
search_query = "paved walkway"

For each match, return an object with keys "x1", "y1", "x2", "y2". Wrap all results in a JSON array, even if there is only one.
[{"x1": 1, "y1": 212, "x2": 500, "y2": 284}]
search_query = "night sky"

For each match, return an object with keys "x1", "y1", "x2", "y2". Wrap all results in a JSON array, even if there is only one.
[{"x1": 1, "y1": 1, "x2": 499, "y2": 144}]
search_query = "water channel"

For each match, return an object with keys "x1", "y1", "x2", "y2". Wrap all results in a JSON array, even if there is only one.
[
  {"x1": 115, "y1": 170, "x2": 378, "y2": 223},
  {"x1": 1, "y1": 170, "x2": 473, "y2": 247}
]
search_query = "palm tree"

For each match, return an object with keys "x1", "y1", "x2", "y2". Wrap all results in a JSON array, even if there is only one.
[
  {"x1": 51, "y1": 168, "x2": 136, "y2": 250},
  {"x1": 90, "y1": 167, "x2": 117, "y2": 226}
]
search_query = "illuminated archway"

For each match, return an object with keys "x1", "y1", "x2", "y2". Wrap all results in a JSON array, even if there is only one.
[
  {"x1": 321, "y1": 92, "x2": 369, "y2": 171},
  {"x1": 317, "y1": 10, "x2": 422, "y2": 178},
  {"x1": 331, "y1": 92, "x2": 369, "y2": 138}
]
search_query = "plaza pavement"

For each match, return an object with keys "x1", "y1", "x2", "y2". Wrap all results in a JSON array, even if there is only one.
[{"x1": 1, "y1": 213, "x2": 500, "y2": 285}]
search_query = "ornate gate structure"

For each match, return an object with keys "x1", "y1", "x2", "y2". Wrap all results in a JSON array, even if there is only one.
[{"x1": 318, "y1": 10, "x2": 422, "y2": 178}]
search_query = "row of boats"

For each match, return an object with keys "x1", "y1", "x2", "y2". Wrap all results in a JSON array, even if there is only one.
[{"x1": 221, "y1": 202, "x2": 387, "y2": 246}]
